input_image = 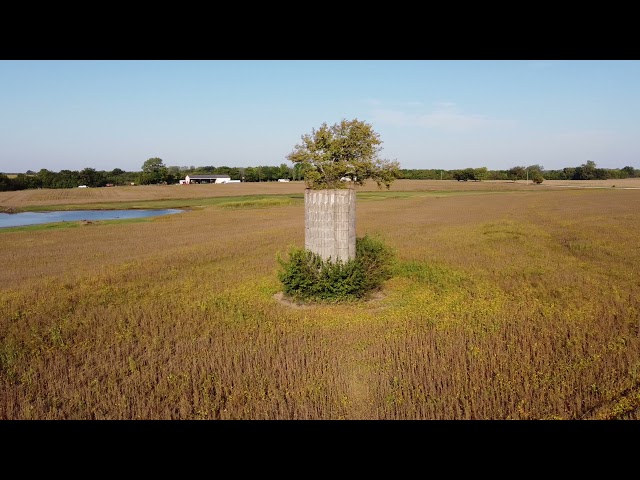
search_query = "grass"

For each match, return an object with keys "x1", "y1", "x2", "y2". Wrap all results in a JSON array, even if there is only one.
[
  {"x1": 1, "y1": 180, "x2": 640, "y2": 419},
  {"x1": 0, "y1": 217, "x2": 155, "y2": 233},
  {"x1": 7, "y1": 194, "x2": 304, "y2": 213}
]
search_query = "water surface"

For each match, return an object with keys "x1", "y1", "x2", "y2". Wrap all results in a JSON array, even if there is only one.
[{"x1": 0, "y1": 209, "x2": 184, "y2": 229}]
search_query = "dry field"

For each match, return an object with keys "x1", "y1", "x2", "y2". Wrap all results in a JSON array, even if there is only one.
[
  {"x1": 0, "y1": 179, "x2": 555, "y2": 210},
  {"x1": 3, "y1": 178, "x2": 640, "y2": 211},
  {"x1": 539, "y1": 178, "x2": 640, "y2": 189},
  {"x1": 0, "y1": 181, "x2": 313, "y2": 209},
  {"x1": 1, "y1": 180, "x2": 639, "y2": 419}
]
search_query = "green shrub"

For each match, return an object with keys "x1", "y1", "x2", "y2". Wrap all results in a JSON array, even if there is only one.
[
  {"x1": 277, "y1": 234, "x2": 395, "y2": 303},
  {"x1": 531, "y1": 172, "x2": 544, "y2": 184}
]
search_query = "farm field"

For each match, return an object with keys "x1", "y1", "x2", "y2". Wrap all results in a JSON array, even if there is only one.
[
  {"x1": 0, "y1": 179, "x2": 515, "y2": 211},
  {"x1": 3, "y1": 178, "x2": 640, "y2": 211},
  {"x1": 1, "y1": 180, "x2": 639, "y2": 419}
]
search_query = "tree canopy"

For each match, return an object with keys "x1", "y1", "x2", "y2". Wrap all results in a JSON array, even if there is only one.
[
  {"x1": 142, "y1": 157, "x2": 165, "y2": 173},
  {"x1": 286, "y1": 118, "x2": 401, "y2": 190},
  {"x1": 141, "y1": 157, "x2": 167, "y2": 184}
]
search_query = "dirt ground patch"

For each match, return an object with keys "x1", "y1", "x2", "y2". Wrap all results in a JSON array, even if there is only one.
[{"x1": 273, "y1": 290, "x2": 386, "y2": 309}]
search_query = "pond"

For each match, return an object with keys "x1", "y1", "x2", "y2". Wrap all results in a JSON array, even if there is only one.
[{"x1": 0, "y1": 209, "x2": 185, "y2": 229}]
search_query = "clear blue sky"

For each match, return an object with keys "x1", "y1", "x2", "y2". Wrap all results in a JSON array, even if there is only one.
[{"x1": 1, "y1": 60, "x2": 638, "y2": 173}]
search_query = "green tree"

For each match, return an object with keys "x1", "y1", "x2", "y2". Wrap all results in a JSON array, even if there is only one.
[
  {"x1": 453, "y1": 169, "x2": 476, "y2": 181},
  {"x1": 36, "y1": 169, "x2": 55, "y2": 188},
  {"x1": 243, "y1": 166, "x2": 258, "y2": 182},
  {"x1": 227, "y1": 167, "x2": 241, "y2": 180},
  {"x1": 0, "y1": 174, "x2": 15, "y2": 191},
  {"x1": 474, "y1": 167, "x2": 488, "y2": 181},
  {"x1": 79, "y1": 167, "x2": 107, "y2": 187},
  {"x1": 141, "y1": 157, "x2": 167, "y2": 184},
  {"x1": 573, "y1": 160, "x2": 596, "y2": 180},
  {"x1": 562, "y1": 167, "x2": 575, "y2": 180},
  {"x1": 508, "y1": 166, "x2": 526, "y2": 181},
  {"x1": 292, "y1": 162, "x2": 310, "y2": 181},
  {"x1": 58, "y1": 169, "x2": 80, "y2": 188},
  {"x1": 286, "y1": 118, "x2": 401, "y2": 190},
  {"x1": 15, "y1": 173, "x2": 38, "y2": 189},
  {"x1": 278, "y1": 163, "x2": 291, "y2": 180},
  {"x1": 165, "y1": 166, "x2": 183, "y2": 184},
  {"x1": 524, "y1": 165, "x2": 544, "y2": 184},
  {"x1": 530, "y1": 171, "x2": 544, "y2": 184},
  {"x1": 263, "y1": 165, "x2": 280, "y2": 181},
  {"x1": 594, "y1": 168, "x2": 611, "y2": 180}
]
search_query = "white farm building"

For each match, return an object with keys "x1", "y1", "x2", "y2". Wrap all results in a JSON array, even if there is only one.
[{"x1": 184, "y1": 174, "x2": 232, "y2": 184}]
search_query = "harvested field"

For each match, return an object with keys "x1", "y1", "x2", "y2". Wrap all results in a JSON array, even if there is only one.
[
  {"x1": 1, "y1": 181, "x2": 639, "y2": 419},
  {"x1": 3, "y1": 178, "x2": 640, "y2": 211}
]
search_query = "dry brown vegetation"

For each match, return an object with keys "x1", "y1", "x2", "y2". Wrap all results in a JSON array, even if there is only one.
[
  {"x1": 1, "y1": 180, "x2": 639, "y2": 419},
  {"x1": 3, "y1": 178, "x2": 640, "y2": 210}
]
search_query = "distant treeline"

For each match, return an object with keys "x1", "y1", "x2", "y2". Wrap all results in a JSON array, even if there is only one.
[
  {"x1": 0, "y1": 163, "x2": 298, "y2": 191},
  {"x1": 401, "y1": 161, "x2": 639, "y2": 182},
  {"x1": 1, "y1": 160, "x2": 638, "y2": 191}
]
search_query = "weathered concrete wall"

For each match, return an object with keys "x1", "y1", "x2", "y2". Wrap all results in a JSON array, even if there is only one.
[{"x1": 304, "y1": 189, "x2": 356, "y2": 262}]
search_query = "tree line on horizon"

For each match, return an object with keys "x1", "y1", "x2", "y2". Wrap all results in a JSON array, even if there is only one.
[
  {"x1": 0, "y1": 158, "x2": 638, "y2": 192},
  {"x1": 402, "y1": 161, "x2": 639, "y2": 183}
]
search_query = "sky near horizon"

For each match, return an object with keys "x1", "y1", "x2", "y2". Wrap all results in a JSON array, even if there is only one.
[{"x1": 1, "y1": 60, "x2": 638, "y2": 174}]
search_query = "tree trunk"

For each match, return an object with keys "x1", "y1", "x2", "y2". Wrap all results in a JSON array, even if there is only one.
[{"x1": 304, "y1": 189, "x2": 356, "y2": 262}]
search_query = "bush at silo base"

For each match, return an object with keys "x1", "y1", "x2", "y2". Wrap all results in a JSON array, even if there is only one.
[{"x1": 276, "y1": 234, "x2": 394, "y2": 303}]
